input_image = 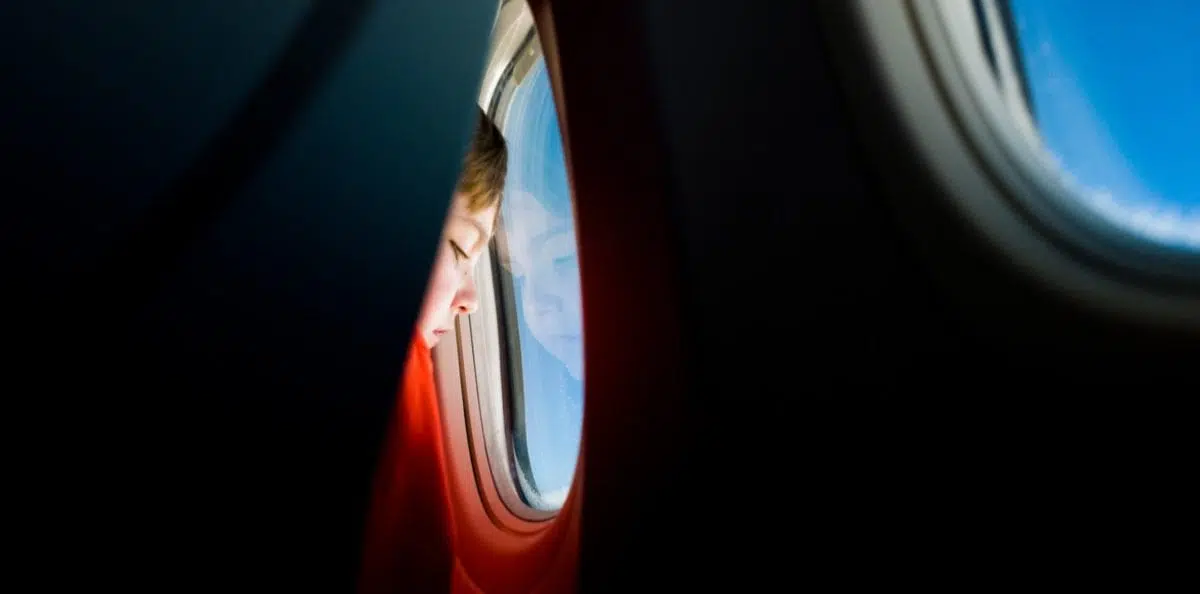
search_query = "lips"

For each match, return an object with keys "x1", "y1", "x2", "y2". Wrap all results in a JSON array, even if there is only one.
[{"x1": 433, "y1": 328, "x2": 448, "y2": 337}]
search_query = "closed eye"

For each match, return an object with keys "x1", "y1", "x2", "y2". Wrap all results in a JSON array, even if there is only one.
[{"x1": 449, "y1": 240, "x2": 469, "y2": 262}]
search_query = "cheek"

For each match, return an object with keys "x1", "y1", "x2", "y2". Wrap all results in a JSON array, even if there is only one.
[
  {"x1": 428, "y1": 259, "x2": 461, "y2": 307},
  {"x1": 418, "y1": 251, "x2": 460, "y2": 324}
]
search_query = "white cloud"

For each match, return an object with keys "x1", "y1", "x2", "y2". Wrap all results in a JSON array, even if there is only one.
[
  {"x1": 1025, "y1": 39, "x2": 1200, "y2": 248},
  {"x1": 537, "y1": 485, "x2": 570, "y2": 508}
]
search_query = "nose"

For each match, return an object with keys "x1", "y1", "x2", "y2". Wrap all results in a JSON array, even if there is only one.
[{"x1": 453, "y1": 273, "x2": 480, "y2": 315}]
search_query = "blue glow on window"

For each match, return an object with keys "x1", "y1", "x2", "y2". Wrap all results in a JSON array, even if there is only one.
[
  {"x1": 495, "y1": 57, "x2": 583, "y2": 508},
  {"x1": 1009, "y1": 0, "x2": 1200, "y2": 249}
]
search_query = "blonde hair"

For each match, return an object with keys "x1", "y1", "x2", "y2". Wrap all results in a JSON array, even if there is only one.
[{"x1": 456, "y1": 108, "x2": 508, "y2": 214}]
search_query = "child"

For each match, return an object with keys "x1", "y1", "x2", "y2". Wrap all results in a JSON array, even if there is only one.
[{"x1": 360, "y1": 107, "x2": 507, "y2": 594}]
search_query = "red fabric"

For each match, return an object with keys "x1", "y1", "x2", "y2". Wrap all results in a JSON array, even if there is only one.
[{"x1": 359, "y1": 335, "x2": 457, "y2": 594}]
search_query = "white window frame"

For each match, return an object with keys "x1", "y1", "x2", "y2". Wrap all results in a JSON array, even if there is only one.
[
  {"x1": 432, "y1": 0, "x2": 565, "y2": 523},
  {"x1": 840, "y1": 0, "x2": 1200, "y2": 325}
]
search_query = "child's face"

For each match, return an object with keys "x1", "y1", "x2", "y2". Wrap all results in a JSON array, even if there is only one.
[
  {"x1": 498, "y1": 190, "x2": 584, "y2": 380},
  {"x1": 416, "y1": 193, "x2": 499, "y2": 347}
]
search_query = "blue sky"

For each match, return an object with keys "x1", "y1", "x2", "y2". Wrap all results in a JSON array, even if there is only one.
[
  {"x1": 1009, "y1": 0, "x2": 1199, "y2": 246},
  {"x1": 498, "y1": 58, "x2": 582, "y2": 508},
  {"x1": 490, "y1": 3, "x2": 1200, "y2": 506}
]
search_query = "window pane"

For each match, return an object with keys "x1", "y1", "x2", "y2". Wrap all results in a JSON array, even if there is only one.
[
  {"x1": 1007, "y1": 0, "x2": 1200, "y2": 248},
  {"x1": 493, "y1": 57, "x2": 583, "y2": 510}
]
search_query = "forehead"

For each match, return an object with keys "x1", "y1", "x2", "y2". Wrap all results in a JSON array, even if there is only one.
[{"x1": 449, "y1": 192, "x2": 498, "y2": 240}]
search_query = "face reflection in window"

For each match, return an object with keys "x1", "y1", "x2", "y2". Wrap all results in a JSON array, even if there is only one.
[
  {"x1": 496, "y1": 57, "x2": 584, "y2": 383},
  {"x1": 498, "y1": 189, "x2": 583, "y2": 381},
  {"x1": 495, "y1": 55, "x2": 584, "y2": 507}
]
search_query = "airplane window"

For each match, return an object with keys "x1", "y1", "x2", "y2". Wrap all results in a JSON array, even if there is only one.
[
  {"x1": 491, "y1": 56, "x2": 583, "y2": 510},
  {"x1": 1003, "y1": 0, "x2": 1199, "y2": 249}
]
